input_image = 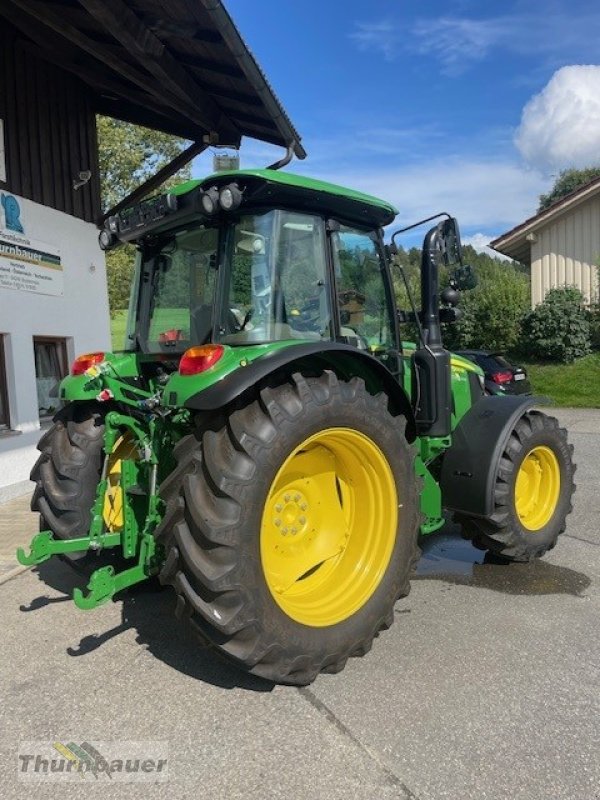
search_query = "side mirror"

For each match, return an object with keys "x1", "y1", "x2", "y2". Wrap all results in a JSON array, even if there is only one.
[
  {"x1": 437, "y1": 217, "x2": 463, "y2": 266},
  {"x1": 451, "y1": 263, "x2": 477, "y2": 291}
]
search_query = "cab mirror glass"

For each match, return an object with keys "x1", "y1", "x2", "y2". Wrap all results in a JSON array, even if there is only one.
[
  {"x1": 438, "y1": 217, "x2": 463, "y2": 266},
  {"x1": 452, "y1": 263, "x2": 477, "y2": 291}
]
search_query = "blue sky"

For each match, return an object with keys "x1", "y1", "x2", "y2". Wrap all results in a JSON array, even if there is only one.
[{"x1": 193, "y1": 0, "x2": 600, "y2": 252}]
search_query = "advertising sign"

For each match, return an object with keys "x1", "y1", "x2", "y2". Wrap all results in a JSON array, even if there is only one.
[{"x1": 0, "y1": 193, "x2": 63, "y2": 296}]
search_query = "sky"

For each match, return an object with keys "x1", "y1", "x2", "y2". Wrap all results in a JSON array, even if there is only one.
[{"x1": 192, "y1": 0, "x2": 600, "y2": 253}]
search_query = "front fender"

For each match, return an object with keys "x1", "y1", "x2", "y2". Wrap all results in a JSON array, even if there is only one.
[
  {"x1": 440, "y1": 394, "x2": 546, "y2": 518},
  {"x1": 180, "y1": 342, "x2": 416, "y2": 440}
]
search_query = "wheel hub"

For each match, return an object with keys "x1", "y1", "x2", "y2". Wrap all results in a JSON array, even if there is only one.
[
  {"x1": 515, "y1": 445, "x2": 561, "y2": 531},
  {"x1": 260, "y1": 428, "x2": 398, "y2": 627}
]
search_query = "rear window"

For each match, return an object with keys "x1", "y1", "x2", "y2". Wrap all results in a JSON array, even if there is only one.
[{"x1": 477, "y1": 354, "x2": 512, "y2": 372}]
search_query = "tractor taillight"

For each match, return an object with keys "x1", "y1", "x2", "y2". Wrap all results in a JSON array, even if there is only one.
[
  {"x1": 492, "y1": 370, "x2": 513, "y2": 384},
  {"x1": 179, "y1": 345, "x2": 224, "y2": 376},
  {"x1": 71, "y1": 352, "x2": 105, "y2": 376}
]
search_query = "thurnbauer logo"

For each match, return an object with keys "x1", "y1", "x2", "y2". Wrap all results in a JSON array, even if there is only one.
[{"x1": 18, "y1": 741, "x2": 168, "y2": 781}]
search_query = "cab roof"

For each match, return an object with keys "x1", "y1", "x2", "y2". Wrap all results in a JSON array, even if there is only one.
[{"x1": 170, "y1": 169, "x2": 398, "y2": 228}]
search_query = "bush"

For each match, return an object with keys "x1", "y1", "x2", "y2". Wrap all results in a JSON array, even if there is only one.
[
  {"x1": 519, "y1": 287, "x2": 591, "y2": 363},
  {"x1": 441, "y1": 251, "x2": 529, "y2": 353}
]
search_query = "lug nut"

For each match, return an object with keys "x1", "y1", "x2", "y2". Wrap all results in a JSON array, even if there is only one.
[
  {"x1": 299, "y1": 516, "x2": 306, "y2": 525},
  {"x1": 274, "y1": 519, "x2": 281, "y2": 527},
  {"x1": 284, "y1": 494, "x2": 291, "y2": 502},
  {"x1": 275, "y1": 503, "x2": 283, "y2": 512}
]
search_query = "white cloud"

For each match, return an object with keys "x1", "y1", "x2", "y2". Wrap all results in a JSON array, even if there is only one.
[
  {"x1": 351, "y1": 11, "x2": 600, "y2": 76},
  {"x1": 515, "y1": 65, "x2": 600, "y2": 171},
  {"x1": 348, "y1": 21, "x2": 400, "y2": 62},
  {"x1": 462, "y1": 233, "x2": 512, "y2": 261},
  {"x1": 308, "y1": 158, "x2": 545, "y2": 231}
]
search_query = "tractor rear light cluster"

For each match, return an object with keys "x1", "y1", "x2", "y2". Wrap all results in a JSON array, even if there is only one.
[
  {"x1": 71, "y1": 352, "x2": 105, "y2": 376},
  {"x1": 492, "y1": 370, "x2": 513, "y2": 384},
  {"x1": 200, "y1": 182, "x2": 243, "y2": 215},
  {"x1": 179, "y1": 345, "x2": 225, "y2": 376}
]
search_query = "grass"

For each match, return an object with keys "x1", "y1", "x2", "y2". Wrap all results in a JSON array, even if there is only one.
[
  {"x1": 110, "y1": 310, "x2": 127, "y2": 351},
  {"x1": 110, "y1": 308, "x2": 190, "y2": 351},
  {"x1": 521, "y1": 353, "x2": 600, "y2": 408}
]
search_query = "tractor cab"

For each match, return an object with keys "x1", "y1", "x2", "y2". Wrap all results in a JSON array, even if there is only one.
[{"x1": 104, "y1": 170, "x2": 400, "y2": 376}]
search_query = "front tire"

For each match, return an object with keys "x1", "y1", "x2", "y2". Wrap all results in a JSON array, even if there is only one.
[
  {"x1": 457, "y1": 410, "x2": 575, "y2": 561},
  {"x1": 156, "y1": 371, "x2": 419, "y2": 685}
]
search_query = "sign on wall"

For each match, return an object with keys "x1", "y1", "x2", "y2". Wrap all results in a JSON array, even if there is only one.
[{"x1": 0, "y1": 193, "x2": 63, "y2": 296}]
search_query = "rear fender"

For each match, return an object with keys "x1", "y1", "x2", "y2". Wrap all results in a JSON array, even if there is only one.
[
  {"x1": 184, "y1": 342, "x2": 416, "y2": 440},
  {"x1": 440, "y1": 394, "x2": 545, "y2": 517}
]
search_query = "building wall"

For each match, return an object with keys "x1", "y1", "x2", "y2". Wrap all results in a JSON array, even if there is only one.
[
  {"x1": 531, "y1": 197, "x2": 600, "y2": 306},
  {"x1": 0, "y1": 193, "x2": 109, "y2": 499},
  {"x1": 0, "y1": 20, "x2": 101, "y2": 223}
]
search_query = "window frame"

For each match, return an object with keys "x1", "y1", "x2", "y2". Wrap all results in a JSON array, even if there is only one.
[
  {"x1": 33, "y1": 336, "x2": 68, "y2": 420},
  {"x1": 327, "y1": 221, "x2": 400, "y2": 355}
]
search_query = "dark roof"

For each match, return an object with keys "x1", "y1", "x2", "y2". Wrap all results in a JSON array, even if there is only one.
[
  {"x1": 3, "y1": 0, "x2": 305, "y2": 157},
  {"x1": 491, "y1": 174, "x2": 600, "y2": 264}
]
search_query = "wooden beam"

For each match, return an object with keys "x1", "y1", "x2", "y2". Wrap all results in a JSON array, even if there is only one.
[
  {"x1": 95, "y1": 96, "x2": 200, "y2": 142},
  {"x1": 8, "y1": 11, "x2": 176, "y2": 122},
  {"x1": 5, "y1": 0, "x2": 238, "y2": 143},
  {"x1": 79, "y1": 0, "x2": 239, "y2": 143},
  {"x1": 98, "y1": 139, "x2": 207, "y2": 223}
]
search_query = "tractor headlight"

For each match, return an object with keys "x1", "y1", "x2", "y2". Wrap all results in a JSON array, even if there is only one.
[
  {"x1": 219, "y1": 183, "x2": 242, "y2": 211},
  {"x1": 98, "y1": 228, "x2": 116, "y2": 250},
  {"x1": 201, "y1": 187, "x2": 219, "y2": 215}
]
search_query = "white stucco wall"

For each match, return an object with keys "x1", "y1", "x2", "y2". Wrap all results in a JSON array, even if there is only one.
[{"x1": 0, "y1": 193, "x2": 110, "y2": 499}]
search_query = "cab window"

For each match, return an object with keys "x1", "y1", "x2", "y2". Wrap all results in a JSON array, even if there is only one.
[{"x1": 331, "y1": 225, "x2": 394, "y2": 352}]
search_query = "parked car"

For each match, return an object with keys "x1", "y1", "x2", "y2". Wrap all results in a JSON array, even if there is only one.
[{"x1": 456, "y1": 350, "x2": 531, "y2": 395}]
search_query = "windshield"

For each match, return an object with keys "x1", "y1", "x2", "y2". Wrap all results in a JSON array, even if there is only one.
[
  {"x1": 139, "y1": 227, "x2": 218, "y2": 353},
  {"x1": 218, "y1": 209, "x2": 331, "y2": 344}
]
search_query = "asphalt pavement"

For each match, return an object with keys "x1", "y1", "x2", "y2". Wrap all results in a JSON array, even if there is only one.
[{"x1": 0, "y1": 408, "x2": 598, "y2": 799}]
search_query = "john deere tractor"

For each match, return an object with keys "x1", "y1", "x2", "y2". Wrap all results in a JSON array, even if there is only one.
[{"x1": 18, "y1": 169, "x2": 575, "y2": 685}]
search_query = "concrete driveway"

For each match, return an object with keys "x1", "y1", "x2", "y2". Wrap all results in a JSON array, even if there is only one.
[{"x1": 0, "y1": 409, "x2": 598, "y2": 799}]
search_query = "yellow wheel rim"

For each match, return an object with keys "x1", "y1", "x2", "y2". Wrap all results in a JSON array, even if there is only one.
[
  {"x1": 260, "y1": 428, "x2": 398, "y2": 627},
  {"x1": 514, "y1": 445, "x2": 561, "y2": 531},
  {"x1": 102, "y1": 435, "x2": 138, "y2": 532}
]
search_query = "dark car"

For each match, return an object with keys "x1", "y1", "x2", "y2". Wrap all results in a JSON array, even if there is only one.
[{"x1": 456, "y1": 350, "x2": 531, "y2": 395}]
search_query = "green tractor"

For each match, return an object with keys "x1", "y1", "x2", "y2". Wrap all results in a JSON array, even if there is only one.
[{"x1": 18, "y1": 169, "x2": 575, "y2": 685}]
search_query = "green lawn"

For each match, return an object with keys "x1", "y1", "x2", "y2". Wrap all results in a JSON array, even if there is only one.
[
  {"x1": 110, "y1": 310, "x2": 127, "y2": 351},
  {"x1": 110, "y1": 308, "x2": 190, "y2": 351},
  {"x1": 522, "y1": 353, "x2": 600, "y2": 407}
]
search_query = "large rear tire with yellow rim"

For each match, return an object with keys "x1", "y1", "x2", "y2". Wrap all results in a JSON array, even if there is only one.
[
  {"x1": 156, "y1": 371, "x2": 419, "y2": 685},
  {"x1": 458, "y1": 410, "x2": 575, "y2": 562}
]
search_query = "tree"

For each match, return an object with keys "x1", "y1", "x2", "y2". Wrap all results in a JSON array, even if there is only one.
[
  {"x1": 97, "y1": 116, "x2": 192, "y2": 313},
  {"x1": 538, "y1": 167, "x2": 600, "y2": 212},
  {"x1": 392, "y1": 244, "x2": 529, "y2": 353},
  {"x1": 97, "y1": 116, "x2": 192, "y2": 210}
]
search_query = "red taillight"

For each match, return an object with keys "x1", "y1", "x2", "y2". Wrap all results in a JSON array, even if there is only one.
[
  {"x1": 492, "y1": 370, "x2": 513, "y2": 384},
  {"x1": 71, "y1": 352, "x2": 105, "y2": 376},
  {"x1": 179, "y1": 345, "x2": 225, "y2": 376}
]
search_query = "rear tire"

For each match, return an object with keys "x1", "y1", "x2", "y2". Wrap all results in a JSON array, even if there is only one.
[
  {"x1": 155, "y1": 371, "x2": 419, "y2": 685},
  {"x1": 30, "y1": 403, "x2": 105, "y2": 562},
  {"x1": 457, "y1": 410, "x2": 575, "y2": 562}
]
